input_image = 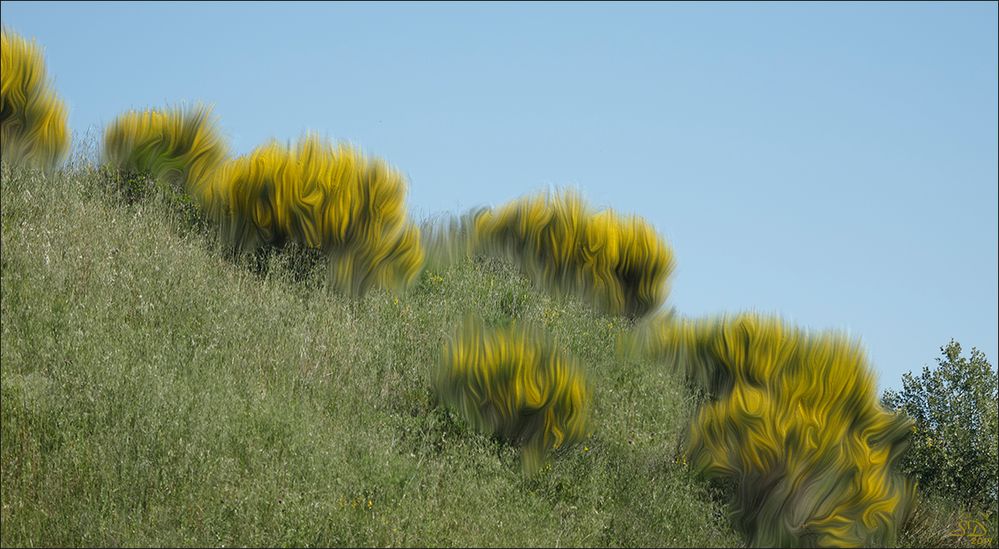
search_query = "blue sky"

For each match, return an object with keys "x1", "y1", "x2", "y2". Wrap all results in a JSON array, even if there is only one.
[{"x1": 3, "y1": 1, "x2": 996, "y2": 390}]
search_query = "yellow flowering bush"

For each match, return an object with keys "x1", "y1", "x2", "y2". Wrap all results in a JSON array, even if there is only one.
[
  {"x1": 102, "y1": 104, "x2": 227, "y2": 203},
  {"x1": 435, "y1": 317, "x2": 592, "y2": 474},
  {"x1": 632, "y1": 313, "x2": 915, "y2": 547},
  {"x1": 207, "y1": 133, "x2": 423, "y2": 296},
  {"x1": 1, "y1": 28, "x2": 69, "y2": 171},
  {"x1": 474, "y1": 190, "x2": 674, "y2": 318}
]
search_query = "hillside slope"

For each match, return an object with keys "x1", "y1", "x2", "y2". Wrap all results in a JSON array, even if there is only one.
[{"x1": 0, "y1": 164, "x2": 738, "y2": 547}]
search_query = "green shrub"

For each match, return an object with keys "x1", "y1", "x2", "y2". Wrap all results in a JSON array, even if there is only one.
[{"x1": 881, "y1": 340, "x2": 998, "y2": 512}]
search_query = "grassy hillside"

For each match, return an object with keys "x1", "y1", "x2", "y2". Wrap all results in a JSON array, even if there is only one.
[{"x1": 0, "y1": 164, "x2": 740, "y2": 547}]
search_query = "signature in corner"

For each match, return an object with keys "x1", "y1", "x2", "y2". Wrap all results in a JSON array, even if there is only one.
[{"x1": 948, "y1": 512, "x2": 994, "y2": 545}]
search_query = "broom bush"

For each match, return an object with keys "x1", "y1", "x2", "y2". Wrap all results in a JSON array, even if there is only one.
[
  {"x1": 207, "y1": 133, "x2": 423, "y2": 296},
  {"x1": 0, "y1": 28, "x2": 69, "y2": 171},
  {"x1": 102, "y1": 104, "x2": 227, "y2": 204},
  {"x1": 474, "y1": 190, "x2": 674, "y2": 319},
  {"x1": 434, "y1": 316, "x2": 593, "y2": 475},
  {"x1": 631, "y1": 313, "x2": 915, "y2": 547}
]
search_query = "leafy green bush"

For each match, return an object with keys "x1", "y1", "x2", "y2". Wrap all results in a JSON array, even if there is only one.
[
  {"x1": 881, "y1": 340, "x2": 998, "y2": 511},
  {"x1": 0, "y1": 28, "x2": 69, "y2": 171}
]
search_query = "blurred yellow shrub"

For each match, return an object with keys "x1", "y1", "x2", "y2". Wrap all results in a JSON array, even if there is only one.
[
  {"x1": 1, "y1": 28, "x2": 69, "y2": 171},
  {"x1": 207, "y1": 133, "x2": 423, "y2": 295},
  {"x1": 102, "y1": 104, "x2": 227, "y2": 202},
  {"x1": 435, "y1": 316, "x2": 592, "y2": 474},
  {"x1": 631, "y1": 313, "x2": 915, "y2": 547},
  {"x1": 474, "y1": 190, "x2": 674, "y2": 318}
]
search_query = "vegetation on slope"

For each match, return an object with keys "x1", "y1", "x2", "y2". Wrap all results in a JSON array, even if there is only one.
[
  {"x1": 0, "y1": 164, "x2": 739, "y2": 547},
  {"x1": 4, "y1": 26, "x2": 993, "y2": 547}
]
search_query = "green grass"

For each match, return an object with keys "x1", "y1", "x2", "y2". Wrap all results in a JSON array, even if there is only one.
[
  {"x1": 894, "y1": 492, "x2": 998, "y2": 549},
  {"x1": 0, "y1": 163, "x2": 740, "y2": 547}
]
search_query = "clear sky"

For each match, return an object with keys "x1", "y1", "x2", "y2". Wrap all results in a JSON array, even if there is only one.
[{"x1": 3, "y1": 1, "x2": 996, "y2": 391}]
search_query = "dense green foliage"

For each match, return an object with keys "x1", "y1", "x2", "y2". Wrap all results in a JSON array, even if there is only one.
[
  {"x1": 885, "y1": 340, "x2": 999, "y2": 549},
  {"x1": 881, "y1": 341, "x2": 998, "y2": 518}
]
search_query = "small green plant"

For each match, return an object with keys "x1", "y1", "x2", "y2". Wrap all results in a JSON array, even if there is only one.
[{"x1": 0, "y1": 28, "x2": 69, "y2": 171}]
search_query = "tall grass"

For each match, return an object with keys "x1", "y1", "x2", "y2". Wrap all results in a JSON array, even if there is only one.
[
  {"x1": 0, "y1": 163, "x2": 739, "y2": 547},
  {"x1": 0, "y1": 28, "x2": 69, "y2": 171}
]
